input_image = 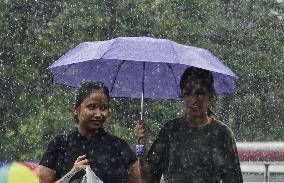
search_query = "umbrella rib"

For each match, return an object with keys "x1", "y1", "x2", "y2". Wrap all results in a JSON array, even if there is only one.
[
  {"x1": 167, "y1": 63, "x2": 180, "y2": 97},
  {"x1": 52, "y1": 64, "x2": 72, "y2": 78},
  {"x1": 168, "y1": 40, "x2": 181, "y2": 64},
  {"x1": 167, "y1": 41, "x2": 181, "y2": 96},
  {"x1": 98, "y1": 38, "x2": 119, "y2": 60},
  {"x1": 110, "y1": 60, "x2": 126, "y2": 93}
]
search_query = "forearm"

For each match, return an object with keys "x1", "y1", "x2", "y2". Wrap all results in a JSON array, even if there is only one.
[
  {"x1": 54, "y1": 168, "x2": 77, "y2": 183},
  {"x1": 138, "y1": 156, "x2": 158, "y2": 183},
  {"x1": 134, "y1": 121, "x2": 162, "y2": 183}
]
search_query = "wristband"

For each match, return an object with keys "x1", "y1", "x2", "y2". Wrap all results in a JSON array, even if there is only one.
[{"x1": 136, "y1": 144, "x2": 145, "y2": 157}]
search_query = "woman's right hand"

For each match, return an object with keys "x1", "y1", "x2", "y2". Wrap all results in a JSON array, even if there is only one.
[
  {"x1": 71, "y1": 154, "x2": 89, "y2": 173},
  {"x1": 52, "y1": 155, "x2": 89, "y2": 183},
  {"x1": 133, "y1": 120, "x2": 147, "y2": 144}
]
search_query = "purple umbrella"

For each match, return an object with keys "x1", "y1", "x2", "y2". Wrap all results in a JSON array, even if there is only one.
[{"x1": 49, "y1": 37, "x2": 237, "y2": 120}]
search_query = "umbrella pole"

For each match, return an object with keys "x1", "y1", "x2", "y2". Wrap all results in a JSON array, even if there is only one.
[
  {"x1": 138, "y1": 91, "x2": 144, "y2": 146},
  {"x1": 140, "y1": 91, "x2": 144, "y2": 121},
  {"x1": 136, "y1": 63, "x2": 145, "y2": 158},
  {"x1": 136, "y1": 91, "x2": 145, "y2": 171},
  {"x1": 140, "y1": 61, "x2": 145, "y2": 121}
]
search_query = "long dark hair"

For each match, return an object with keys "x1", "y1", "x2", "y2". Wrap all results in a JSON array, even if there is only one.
[
  {"x1": 73, "y1": 80, "x2": 110, "y2": 123},
  {"x1": 179, "y1": 67, "x2": 215, "y2": 116}
]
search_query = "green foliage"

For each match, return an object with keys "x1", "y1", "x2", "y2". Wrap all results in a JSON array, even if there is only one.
[{"x1": 0, "y1": 0, "x2": 283, "y2": 161}]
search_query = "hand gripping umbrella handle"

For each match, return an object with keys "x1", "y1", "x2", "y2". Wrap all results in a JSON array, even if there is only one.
[
  {"x1": 136, "y1": 123, "x2": 145, "y2": 156},
  {"x1": 136, "y1": 135, "x2": 145, "y2": 157}
]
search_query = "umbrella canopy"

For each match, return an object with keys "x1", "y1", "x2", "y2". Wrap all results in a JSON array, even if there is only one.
[
  {"x1": 0, "y1": 162, "x2": 39, "y2": 183},
  {"x1": 49, "y1": 37, "x2": 237, "y2": 101}
]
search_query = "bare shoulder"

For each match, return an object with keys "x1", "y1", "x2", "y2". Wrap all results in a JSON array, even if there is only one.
[{"x1": 38, "y1": 165, "x2": 56, "y2": 183}]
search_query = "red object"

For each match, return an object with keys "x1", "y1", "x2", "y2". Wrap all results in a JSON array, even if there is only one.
[
  {"x1": 237, "y1": 142, "x2": 284, "y2": 162},
  {"x1": 238, "y1": 150, "x2": 284, "y2": 161},
  {"x1": 20, "y1": 162, "x2": 39, "y2": 174}
]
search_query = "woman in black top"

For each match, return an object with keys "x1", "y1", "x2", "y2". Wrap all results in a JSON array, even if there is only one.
[
  {"x1": 39, "y1": 81, "x2": 140, "y2": 183},
  {"x1": 134, "y1": 67, "x2": 243, "y2": 183}
]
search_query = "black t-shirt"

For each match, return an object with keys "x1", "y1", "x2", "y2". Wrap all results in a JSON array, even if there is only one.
[
  {"x1": 148, "y1": 116, "x2": 243, "y2": 183},
  {"x1": 40, "y1": 128, "x2": 136, "y2": 183}
]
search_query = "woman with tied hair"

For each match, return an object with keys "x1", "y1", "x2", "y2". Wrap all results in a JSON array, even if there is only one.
[
  {"x1": 39, "y1": 81, "x2": 141, "y2": 183},
  {"x1": 134, "y1": 67, "x2": 243, "y2": 183}
]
